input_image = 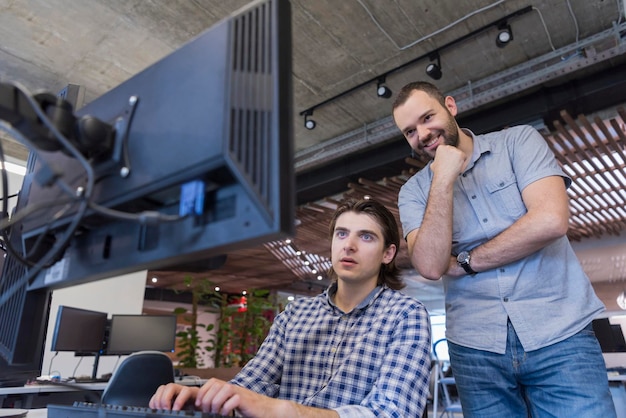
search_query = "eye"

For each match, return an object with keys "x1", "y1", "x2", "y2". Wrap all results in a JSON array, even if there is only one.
[
  {"x1": 336, "y1": 230, "x2": 348, "y2": 238},
  {"x1": 361, "y1": 233, "x2": 373, "y2": 241}
]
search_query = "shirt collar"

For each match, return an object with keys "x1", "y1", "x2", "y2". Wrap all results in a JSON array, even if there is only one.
[
  {"x1": 325, "y1": 282, "x2": 386, "y2": 313},
  {"x1": 463, "y1": 128, "x2": 491, "y2": 171}
]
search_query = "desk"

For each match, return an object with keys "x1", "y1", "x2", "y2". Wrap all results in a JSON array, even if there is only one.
[
  {"x1": 0, "y1": 383, "x2": 106, "y2": 409},
  {"x1": 22, "y1": 409, "x2": 46, "y2": 418},
  {"x1": 0, "y1": 377, "x2": 204, "y2": 410}
]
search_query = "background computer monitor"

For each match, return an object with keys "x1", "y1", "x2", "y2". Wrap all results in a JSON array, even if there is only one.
[
  {"x1": 592, "y1": 318, "x2": 626, "y2": 353},
  {"x1": 50, "y1": 305, "x2": 108, "y2": 353},
  {"x1": 106, "y1": 314, "x2": 177, "y2": 355},
  {"x1": 610, "y1": 324, "x2": 626, "y2": 352}
]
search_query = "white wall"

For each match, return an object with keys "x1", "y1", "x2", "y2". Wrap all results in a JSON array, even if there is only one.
[
  {"x1": 0, "y1": 160, "x2": 26, "y2": 214},
  {"x1": 42, "y1": 270, "x2": 147, "y2": 380}
]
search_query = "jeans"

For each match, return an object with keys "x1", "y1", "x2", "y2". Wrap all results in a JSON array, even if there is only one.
[{"x1": 447, "y1": 321, "x2": 616, "y2": 418}]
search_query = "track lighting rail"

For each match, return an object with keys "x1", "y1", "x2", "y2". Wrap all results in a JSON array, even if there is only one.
[{"x1": 298, "y1": 5, "x2": 532, "y2": 125}]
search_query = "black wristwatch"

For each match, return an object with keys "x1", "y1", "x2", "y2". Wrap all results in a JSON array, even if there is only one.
[{"x1": 457, "y1": 251, "x2": 477, "y2": 275}]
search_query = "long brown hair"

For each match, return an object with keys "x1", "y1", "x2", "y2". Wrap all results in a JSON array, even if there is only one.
[{"x1": 327, "y1": 198, "x2": 405, "y2": 290}]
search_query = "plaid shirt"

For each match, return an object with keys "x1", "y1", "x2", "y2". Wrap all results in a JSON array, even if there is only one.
[{"x1": 231, "y1": 284, "x2": 431, "y2": 417}]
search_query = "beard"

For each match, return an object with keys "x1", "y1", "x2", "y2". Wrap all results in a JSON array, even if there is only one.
[{"x1": 415, "y1": 113, "x2": 460, "y2": 159}]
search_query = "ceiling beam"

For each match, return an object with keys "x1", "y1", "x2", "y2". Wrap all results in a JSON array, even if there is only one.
[{"x1": 296, "y1": 59, "x2": 626, "y2": 204}]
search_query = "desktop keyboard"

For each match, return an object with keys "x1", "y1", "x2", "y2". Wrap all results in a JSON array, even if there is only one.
[{"x1": 47, "y1": 402, "x2": 232, "y2": 418}]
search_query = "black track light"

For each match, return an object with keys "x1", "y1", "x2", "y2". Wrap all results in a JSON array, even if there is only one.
[
  {"x1": 376, "y1": 77, "x2": 392, "y2": 99},
  {"x1": 425, "y1": 52, "x2": 442, "y2": 80},
  {"x1": 496, "y1": 22, "x2": 513, "y2": 48},
  {"x1": 304, "y1": 110, "x2": 316, "y2": 130}
]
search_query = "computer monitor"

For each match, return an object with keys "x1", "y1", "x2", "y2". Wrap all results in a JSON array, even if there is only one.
[
  {"x1": 0, "y1": 0, "x2": 292, "y2": 385},
  {"x1": 611, "y1": 324, "x2": 626, "y2": 352},
  {"x1": 25, "y1": 0, "x2": 293, "y2": 290},
  {"x1": 592, "y1": 318, "x2": 626, "y2": 352},
  {"x1": 106, "y1": 314, "x2": 177, "y2": 355},
  {"x1": 50, "y1": 305, "x2": 108, "y2": 353},
  {"x1": 0, "y1": 155, "x2": 51, "y2": 387}
]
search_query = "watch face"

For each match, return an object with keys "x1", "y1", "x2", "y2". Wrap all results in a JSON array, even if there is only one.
[
  {"x1": 457, "y1": 251, "x2": 470, "y2": 264},
  {"x1": 457, "y1": 251, "x2": 476, "y2": 275}
]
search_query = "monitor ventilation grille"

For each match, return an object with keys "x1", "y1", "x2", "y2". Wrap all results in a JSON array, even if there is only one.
[
  {"x1": 0, "y1": 252, "x2": 28, "y2": 363},
  {"x1": 228, "y1": 0, "x2": 274, "y2": 211}
]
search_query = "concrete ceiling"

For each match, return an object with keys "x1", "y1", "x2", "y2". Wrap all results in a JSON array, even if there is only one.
[
  {"x1": 2, "y1": 1, "x2": 625, "y2": 169},
  {"x1": 2, "y1": 0, "x2": 626, "y2": 313}
]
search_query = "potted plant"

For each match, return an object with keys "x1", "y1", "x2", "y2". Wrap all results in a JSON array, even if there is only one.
[
  {"x1": 173, "y1": 276, "x2": 221, "y2": 369},
  {"x1": 172, "y1": 277, "x2": 280, "y2": 372},
  {"x1": 216, "y1": 289, "x2": 276, "y2": 367}
]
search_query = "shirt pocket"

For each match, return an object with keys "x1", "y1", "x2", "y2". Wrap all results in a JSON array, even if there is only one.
[{"x1": 485, "y1": 174, "x2": 526, "y2": 219}]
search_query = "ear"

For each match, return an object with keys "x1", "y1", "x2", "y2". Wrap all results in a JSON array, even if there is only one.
[
  {"x1": 444, "y1": 95, "x2": 458, "y2": 117},
  {"x1": 382, "y1": 244, "x2": 397, "y2": 265}
]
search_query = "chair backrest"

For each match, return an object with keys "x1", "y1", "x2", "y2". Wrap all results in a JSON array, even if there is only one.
[
  {"x1": 101, "y1": 351, "x2": 174, "y2": 407},
  {"x1": 431, "y1": 338, "x2": 463, "y2": 417}
]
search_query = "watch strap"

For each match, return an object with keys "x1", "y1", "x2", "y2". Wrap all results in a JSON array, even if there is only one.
[{"x1": 460, "y1": 261, "x2": 477, "y2": 275}]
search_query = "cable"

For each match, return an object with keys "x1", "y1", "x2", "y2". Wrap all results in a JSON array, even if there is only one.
[
  {"x1": 5, "y1": 82, "x2": 95, "y2": 198},
  {"x1": 0, "y1": 120, "x2": 81, "y2": 200},
  {"x1": 0, "y1": 192, "x2": 19, "y2": 201},
  {"x1": 0, "y1": 141, "x2": 9, "y2": 232},
  {"x1": 566, "y1": 0, "x2": 580, "y2": 44},
  {"x1": 0, "y1": 120, "x2": 84, "y2": 269},
  {"x1": 0, "y1": 83, "x2": 95, "y2": 305},
  {"x1": 358, "y1": 0, "x2": 508, "y2": 51},
  {"x1": 88, "y1": 201, "x2": 186, "y2": 225},
  {"x1": 0, "y1": 144, "x2": 14, "y2": 261},
  {"x1": 48, "y1": 351, "x2": 59, "y2": 375},
  {"x1": 532, "y1": 6, "x2": 556, "y2": 51},
  {"x1": 0, "y1": 197, "x2": 76, "y2": 270},
  {"x1": 71, "y1": 356, "x2": 84, "y2": 379},
  {"x1": 0, "y1": 138, "x2": 14, "y2": 262},
  {"x1": 0, "y1": 197, "x2": 76, "y2": 232}
]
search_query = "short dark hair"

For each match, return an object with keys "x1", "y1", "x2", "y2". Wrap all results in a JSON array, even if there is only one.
[
  {"x1": 392, "y1": 81, "x2": 446, "y2": 111},
  {"x1": 327, "y1": 198, "x2": 405, "y2": 290}
]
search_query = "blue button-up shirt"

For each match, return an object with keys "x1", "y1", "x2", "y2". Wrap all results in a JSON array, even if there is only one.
[
  {"x1": 231, "y1": 284, "x2": 431, "y2": 417},
  {"x1": 398, "y1": 125, "x2": 605, "y2": 354}
]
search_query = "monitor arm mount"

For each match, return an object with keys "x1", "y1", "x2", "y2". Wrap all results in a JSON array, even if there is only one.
[{"x1": 0, "y1": 82, "x2": 138, "y2": 179}]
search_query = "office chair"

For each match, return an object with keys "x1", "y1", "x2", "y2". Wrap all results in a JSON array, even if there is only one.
[
  {"x1": 431, "y1": 338, "x2": 463, "y2": 418},
  {"x1": 101, "y1": 351, "x2": 175, "y2": 407}
]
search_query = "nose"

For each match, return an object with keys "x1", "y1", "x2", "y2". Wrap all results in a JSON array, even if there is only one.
[
  {"x1": 416, "y1": 125, "x2": 429, "y2": 144},
  {"x1": 344, "y1": 234, "x2": 357, "y2": 252}
]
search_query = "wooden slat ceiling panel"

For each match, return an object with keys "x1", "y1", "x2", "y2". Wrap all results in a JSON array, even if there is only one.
[{"x1": 545, "y1": 108, "x2": 626, "y2": 240}]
